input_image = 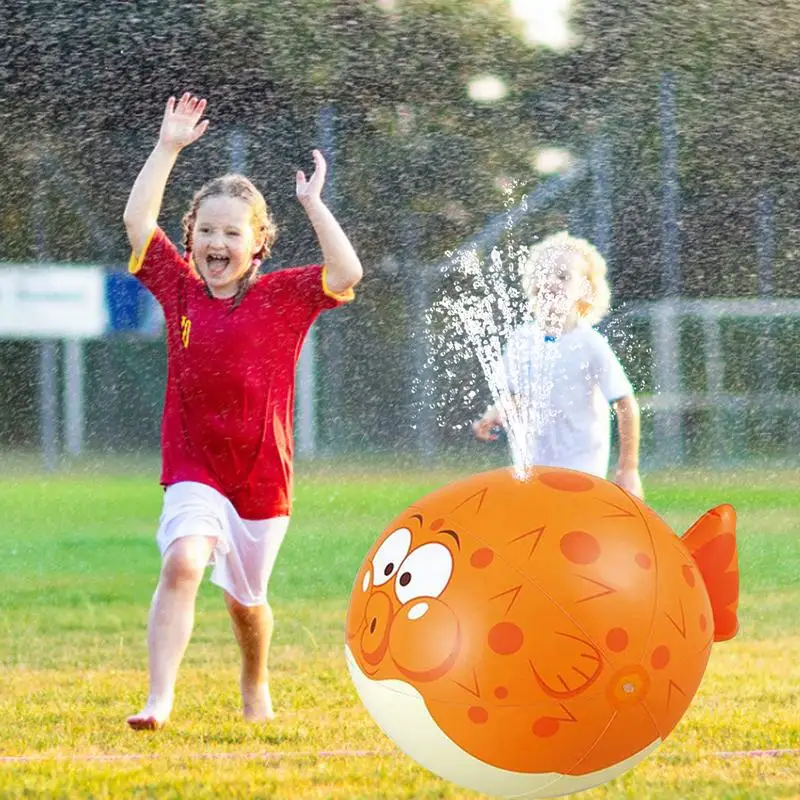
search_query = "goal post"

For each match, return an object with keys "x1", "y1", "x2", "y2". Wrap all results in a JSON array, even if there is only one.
[{"x1": 613, "y1": 297, "x2": 800, "y2": 467}]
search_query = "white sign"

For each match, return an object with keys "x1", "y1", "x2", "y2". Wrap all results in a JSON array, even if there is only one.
[{"x1": 0, "y1": 266, "x2": 109, "y2": 339}]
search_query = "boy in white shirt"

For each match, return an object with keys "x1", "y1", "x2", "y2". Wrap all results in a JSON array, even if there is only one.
[{"x1": 472, "y1": 232, "x2": 643, "y2": 498}]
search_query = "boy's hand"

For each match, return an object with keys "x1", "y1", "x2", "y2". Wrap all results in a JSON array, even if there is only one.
[
  {"x1": 296, "y1": 149, "x2": 326, "y2": 208},
  {"x1": 472, "y1": 415, "x2": 502, "y2": 442},
  {"x1": 615, "y1": 467, "x2": 644, "y2": 499},
  {"x1": 159, "y1": 93, "x2": 209, "y2": 151}
]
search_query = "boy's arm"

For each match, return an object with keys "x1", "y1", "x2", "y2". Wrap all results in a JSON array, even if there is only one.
[
  {"x1": 124, "y1": 93, "x2": 209, "y2": 257},
  {"x1": 612, "y1": 394, "x2": 644, "y2": 498},
  {"x1": 296, "y1": 150, "x2": 363, "y2": 294}
]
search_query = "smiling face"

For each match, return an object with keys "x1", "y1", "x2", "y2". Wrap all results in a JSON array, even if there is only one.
[
  {"x1": 192, "y1": 195, "x2": 264, "y2": 299},
  {"x1": 529, "y1": 250, "x2": 590, "y2": 333},
  {"x1": 349, "y1": 515, "x2": 461, "y2": 683}
]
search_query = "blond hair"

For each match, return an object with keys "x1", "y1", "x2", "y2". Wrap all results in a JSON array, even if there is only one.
[
  {"x1": 521, "y1": 231, "x2": 611, "y2": 326},
  {"x1": 182, "y1": 174, "x2": 279, "y2": 309}
]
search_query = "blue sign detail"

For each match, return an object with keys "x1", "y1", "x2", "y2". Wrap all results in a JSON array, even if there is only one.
[{"x1": 105, "y1": 272, "x2": 147, "y2": 332}]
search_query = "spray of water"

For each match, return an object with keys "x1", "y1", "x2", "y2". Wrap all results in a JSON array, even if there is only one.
[{"x1": 425, "y1": 195, "x2": 572, "y2": 480}]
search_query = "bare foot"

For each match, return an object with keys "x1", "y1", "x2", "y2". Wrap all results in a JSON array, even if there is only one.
[
  {"x1": 242, "y1": 681, "x2": 275, "y2": 722},
  {"x1": 127, "y1": 697, "x2": 172, "y2": 731}
]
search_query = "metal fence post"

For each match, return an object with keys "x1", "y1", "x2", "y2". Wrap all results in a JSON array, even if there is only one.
[
  {"x1": 34, "y1": 156, "x2": 59, "y2": 471},
  {"x1": 656, "y1": 72, "x2": 684, "y2": 465},
  {"x1": 405, "y1": 213, "x2": 436, "y2": 460},
  {"x1": 757, "y1": 189, "x2": 779, "y2": 453},
  {"x1": 591, "y1": 133, "x2": 613, "y2": 261},
  {"x1": 651, "y1": 300, "x2": 683, "y2": 466},
  {"x1": 63, "y1": 338, "x2": 84, "y2": 457}
]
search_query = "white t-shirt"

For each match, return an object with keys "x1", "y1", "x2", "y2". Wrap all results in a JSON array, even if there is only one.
[{"x1": 501, "y1": 321, "x2": 633, "y2": 478}]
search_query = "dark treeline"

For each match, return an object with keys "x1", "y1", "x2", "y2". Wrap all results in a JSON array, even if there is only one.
[
  {"x1": 1, "y1": 0, "x2": 798, "y2": 455},
  {"x1": 2, "y1": 0, "x2": 798, "y2": 293}
]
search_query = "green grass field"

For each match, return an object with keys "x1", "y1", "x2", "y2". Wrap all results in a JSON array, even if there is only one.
[{"x1": 1, "y1": 459, "x2": 799, "y2": 799}]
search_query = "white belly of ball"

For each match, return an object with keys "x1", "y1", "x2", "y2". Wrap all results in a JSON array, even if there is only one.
[{"x1": 345, "y1": 644, "x2": 660, "y2": 799}]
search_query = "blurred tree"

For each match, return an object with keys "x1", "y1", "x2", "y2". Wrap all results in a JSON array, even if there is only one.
[
  {"x1": 0, "y1": 0, "x2": 545, "y2": 267},
  {"x1": 0, "y1": 0, "x2": 547, "y2": 452},
  {"x1": 562, "y1": 0, "x2": 800, "y2": 298},
  {"x1": 1, "y1": 0, "x2": 798, "y2": 453},
  {"x1": 2, "y1": 0, "x2": 798, "y2": 288}
]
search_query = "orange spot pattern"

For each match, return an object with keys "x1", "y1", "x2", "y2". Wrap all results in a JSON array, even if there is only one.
[
  {"x1": 488, "y1": 622, "x2": 524, "y2": 655},
  {"x1": 635, "y1": 552, "x2": 652, "y2": 569},
  {"x1": 560, "y1": 530, "x2": 601, "y2": 564},
  {"x1": 468, "y1": 706, "x2": 488, "y2": 724},
  {"x1": 470, "y1": 548, "x2": 494, "y2": 568},
  {"x1": 606, "y1": 627, "x2": 629, "y2": 652},
  {"x1": 651, "y1": 646, "x2": 670, "y2": 670},
  {"x1": 532, "y1": 716, "x2": 560, "y2": 738},
  {"x1": 538, "y1": 471, "x2": 595, "y2": 492}
]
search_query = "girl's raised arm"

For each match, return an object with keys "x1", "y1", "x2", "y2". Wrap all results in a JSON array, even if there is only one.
[
  {"x1": 296, "y1": 149, "x2": 363, "y2": 294},
  {"x1": 123, "y1": 93, "x2": 209, "y2": 256}
]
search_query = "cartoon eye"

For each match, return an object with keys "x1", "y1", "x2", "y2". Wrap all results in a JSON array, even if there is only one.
[
  {"x1": 371, "y1": 528, "x2": 412, "y2": 587},
  {"x1": 394, "y1": 543, "x2": 454, "y2": 605}
]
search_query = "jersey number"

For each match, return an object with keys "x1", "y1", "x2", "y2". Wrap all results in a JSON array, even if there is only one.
[{"x1": 180, "y1": 315, "x2": 191, "y2": 349}]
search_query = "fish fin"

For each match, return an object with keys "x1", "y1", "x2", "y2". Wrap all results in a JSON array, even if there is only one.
[
  {"x1": 680, "y1": 504, "x2": 739, "y2": 642},
  {"x1": 529, "y1": 632, "x2": 604, "y2": 699}
]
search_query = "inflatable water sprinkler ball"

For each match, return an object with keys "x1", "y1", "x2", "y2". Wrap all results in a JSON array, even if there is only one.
[{"x1": 345, "y1": 466, "x2": 739, "y2": 799}]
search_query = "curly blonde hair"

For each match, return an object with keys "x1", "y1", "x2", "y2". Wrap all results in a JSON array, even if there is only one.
[
  {"x1": 181, "y1": 174, "x2": 279, "y2": 309},
  {"x1": 521, "y1": 231, "x2": 611, "y2": 326}
]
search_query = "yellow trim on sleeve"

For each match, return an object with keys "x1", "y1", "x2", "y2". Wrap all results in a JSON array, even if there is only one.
[
  {"x1": 321, "y1": 265, "x2": 356, "y2": 302},
  {"x1": 128, "y1": 227, "x2": 159, "y2": 275}
]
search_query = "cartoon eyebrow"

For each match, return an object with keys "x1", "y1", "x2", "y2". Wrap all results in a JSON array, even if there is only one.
[
  {"x1": 438, "y1": 529, "x2": 461, "y2": 550},
  {"x1": 409, "y1": 513, "x2": 460, "y2": 549}
]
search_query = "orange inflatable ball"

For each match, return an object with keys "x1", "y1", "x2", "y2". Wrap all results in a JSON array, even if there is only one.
[{"x1": 345, "y1": 466, "x2": 739, "y2": 798}]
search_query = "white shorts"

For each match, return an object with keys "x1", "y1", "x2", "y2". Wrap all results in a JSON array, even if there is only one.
[{"x1": 156, "y1": 481, "x2": 290, "y2": 607}]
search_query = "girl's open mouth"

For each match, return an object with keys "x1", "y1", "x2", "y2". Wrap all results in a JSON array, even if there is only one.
[{"x1": 206, "y1": 255, "x2": 230, "y2": 277}]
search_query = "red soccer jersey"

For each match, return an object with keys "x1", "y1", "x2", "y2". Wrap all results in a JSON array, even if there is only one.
[{"x1": 129, "y1": 227, "x2": 354, "y2": 519}]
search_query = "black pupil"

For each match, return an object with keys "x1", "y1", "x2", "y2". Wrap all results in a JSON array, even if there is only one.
[
  {"x1": 399, "y1": 572, "x2": 411, "y2": 587},
  {"x1": 383, "y1": 563, "x2": 394, "y2": 577}
]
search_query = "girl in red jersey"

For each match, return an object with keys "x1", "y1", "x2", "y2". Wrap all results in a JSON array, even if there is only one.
[{"x1": 124, "y1": 93, "x2": 363, "y2": 730}]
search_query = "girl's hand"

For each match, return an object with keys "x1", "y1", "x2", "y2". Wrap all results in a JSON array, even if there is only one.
[
  {"x1": 296, "y1": 149, "x2": 326, "y2": 207},
  {"x1": 615, "y1": 467, "x2": 644, "y2": 499},
  {"x1": 158, "y1": 93, "x2": 209, "y2": 151}
]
